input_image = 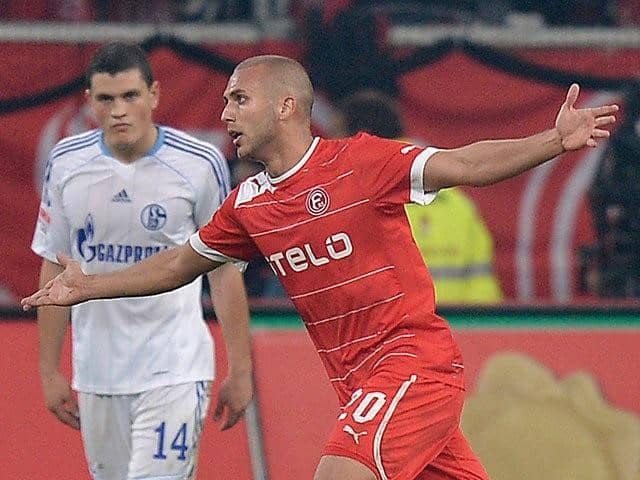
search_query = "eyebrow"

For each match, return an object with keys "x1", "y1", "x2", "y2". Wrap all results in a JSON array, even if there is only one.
[
  {"x1": 223, "y1": 88, "x2": 247, "y2": 99},
  {"x1": 95, "y1": 89, "x2": 141, "y2": 99}
]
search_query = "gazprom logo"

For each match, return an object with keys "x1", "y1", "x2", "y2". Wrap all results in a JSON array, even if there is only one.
[
  {"x1": 77, "y1": 214, "x2": 96, "y2": 261},
  {"x1": 140, "y1": 204, "x2": 167, "y2": 231},
  {"x1": 76, "y1": 213, "x2": 167, "y2": 263}
]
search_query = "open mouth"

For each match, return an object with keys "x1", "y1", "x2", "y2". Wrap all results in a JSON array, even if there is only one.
[{"x1": 228, "y1": 130, "x2": 243, "y2": 145}]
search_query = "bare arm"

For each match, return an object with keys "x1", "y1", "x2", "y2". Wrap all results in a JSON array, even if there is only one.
[
  {"x1": 37, "y1": 259, "x2": 79, "y2": 429},
  {"x1": 208, "y1": 264, "x2": 254, "y2": 430},
  {"x1": 22, "y1": 242, "x2": 222, "y2": 309},
  {"x1": 423, "y1": 84, "x2": 618, "y2": 191}
]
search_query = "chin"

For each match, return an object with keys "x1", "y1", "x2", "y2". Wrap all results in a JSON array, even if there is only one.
[{"x1": 236, "y1": 146, "x2": 252, "y2": 159}]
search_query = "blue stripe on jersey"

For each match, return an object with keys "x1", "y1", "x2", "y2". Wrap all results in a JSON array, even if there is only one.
[
  {"x1": 164, "y1": 141, "x2": 227, "y2": 204},
  {"x1": 52, "y1": 134, "x2": 101, "y2": 159},
  {"x1": 51, "y1": 129, "x2": 99, "y2": 152},
  {"x1": 51, "y1": 130, "x2": 100, "y2": 157},
  {"x1": 164, "y1": 130, "x2": 230, "y2": 192},
  {"x1": 164, "y1": 131, "x2": 230, "y2": 197}
]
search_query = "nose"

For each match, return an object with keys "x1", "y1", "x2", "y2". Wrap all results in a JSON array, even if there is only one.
[
  {"x1": 111, "y1": 98, "x2": 127, "y2": 118},
  {"x1": 220, "y1": 103, "x2": 234, "y2": 123}
]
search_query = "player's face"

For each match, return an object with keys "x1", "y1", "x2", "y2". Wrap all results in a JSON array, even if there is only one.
[
  {"x1": 221, "y1": 66, "x2": 278, "y2": 160},
  {"x1": 87, "y1": 68, "x2": 159, "y2": 155}
]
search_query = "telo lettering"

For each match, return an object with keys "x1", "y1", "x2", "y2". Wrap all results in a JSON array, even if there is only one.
[{"x1": 267, "y1": 232, "x2": 353, "y2": 276}]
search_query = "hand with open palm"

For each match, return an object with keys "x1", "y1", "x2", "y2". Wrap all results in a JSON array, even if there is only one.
[
  {"x1": 555, "y1": 84, "x2": 618, "y2": 151},
  {"x1": 22, "y1": 253, "x2": 88, "y2": 309}
]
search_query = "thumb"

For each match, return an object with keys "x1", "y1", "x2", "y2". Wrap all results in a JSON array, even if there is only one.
[
  {"x1": 564, "y1": 83, "x2": 580, "y2": 108},
  {"x1": 56, "y1": 252, "x2": 71, "y2": 267},
  {"x1": 68, "y1": 396, "x2": 79, "y2": 417}
]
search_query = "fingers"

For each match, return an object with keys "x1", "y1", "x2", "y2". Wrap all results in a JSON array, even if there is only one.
[
  {"x1": 592, "y1": 129, "x2": 611, "y2": 138},
  {"x1": 564, "y1": 83, "x2": 580, "y2": 108},
  {"x1": 213, "y1": 397, "x2": 246, "y2": 431},
  {"x1": 212, "y1": 398, "x2": 224, "y2": 422},
  {"x1": 595, "y1": 115, "x2": 616, "y2": 127},
  {"x1": 21, "y1": 293, "x2": 41, "y2": 310},
  {"x1": 221, "y1": 408, "x2": 245, "y2": 431},
  {"x1": 591, "y1": 104, "x2": 619, "y2": 116},
  {"x1": 54, "y1": 403, "x2": 80, "y2": 430},
  {"x1": 21, "y1": 290, "x2": 50, "y2": 310}
]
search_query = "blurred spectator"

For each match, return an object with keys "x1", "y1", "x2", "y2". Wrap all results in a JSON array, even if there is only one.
[
  {"x1": 303, "y1": 2, "x2": 399, "y2": 103},
  {"x1": 582, "y1": 81, "x2": 640, "y2": 298},
  {"x1": 338, "y1": 90, "x2": 503, "y2": 304}
]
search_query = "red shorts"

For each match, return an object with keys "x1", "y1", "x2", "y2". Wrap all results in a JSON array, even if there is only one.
[{"x1": 323, "y1": 369, "x2": 488, "y2": 480}]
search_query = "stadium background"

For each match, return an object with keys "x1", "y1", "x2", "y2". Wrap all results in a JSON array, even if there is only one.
[{"x1": 1, "y1": 8, "x2": 639, "y2": 479}]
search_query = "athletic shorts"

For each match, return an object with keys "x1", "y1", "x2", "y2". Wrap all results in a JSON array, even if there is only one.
[
  {"x1": 323, "y1": 370, "x2": 488, "y2": 480},
  {"x1": 78, "y1": 381, "x2": 211, "y2": 480}
]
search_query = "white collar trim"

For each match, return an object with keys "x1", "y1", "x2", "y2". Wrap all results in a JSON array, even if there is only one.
[{"x1": 268, "y1": 137, "x2": 320, "y2": 185}]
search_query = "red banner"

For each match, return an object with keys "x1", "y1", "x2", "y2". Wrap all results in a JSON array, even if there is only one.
[{"x1": 0, "y1": 43, "x2": 637, "y2": 301}]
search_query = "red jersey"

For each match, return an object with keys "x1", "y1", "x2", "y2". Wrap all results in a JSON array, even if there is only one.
[{"x1": 194, "y1": 133, "x2": 464, "y2": 403}]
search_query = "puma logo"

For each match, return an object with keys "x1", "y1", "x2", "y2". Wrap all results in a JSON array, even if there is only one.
[
  {"x1": 400, "y1": 144, "x2": 418, "y2": 154},
  {"x1": 343, "y1": 425, "x2": 368, "y2": 445}
]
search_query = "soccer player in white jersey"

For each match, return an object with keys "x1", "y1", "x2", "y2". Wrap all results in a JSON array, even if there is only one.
[
  {"x1": 24, "y1": 56, "x2": 618, "y2": 480},
  {"x1": 31, "y1": 43, "x2": 253, "y2": 480}
]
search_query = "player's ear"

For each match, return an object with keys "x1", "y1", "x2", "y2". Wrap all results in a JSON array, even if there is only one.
[
  {"x1": 150, "y1": 80, "x2": 160, "y2": 110},
  {"x1": 84, "y1": 88, "x2": 91, "y2": 101},
  {"x1": 280, "y1": 96, "x2": 295, "y2": 119}
]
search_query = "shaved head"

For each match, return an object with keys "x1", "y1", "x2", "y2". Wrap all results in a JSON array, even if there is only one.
[{"x1": 235, "y1": 55, "x2": 314, "y2": 118}]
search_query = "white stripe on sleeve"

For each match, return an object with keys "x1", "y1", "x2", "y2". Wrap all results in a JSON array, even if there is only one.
[
  {"x1": 189, "y1": 233, "x2": 248, "y2": 272},
  {"x1": 410, "y1": 147, "x2": 440, "y2": 205}
]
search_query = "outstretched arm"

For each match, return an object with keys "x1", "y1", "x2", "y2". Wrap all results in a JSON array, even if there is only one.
[
  {"x1": 22, "y1": 242, "x2": 221, "y2": 309},
  {"x1": 423, "y1": 84, "x2": 618, "y2": 191}
]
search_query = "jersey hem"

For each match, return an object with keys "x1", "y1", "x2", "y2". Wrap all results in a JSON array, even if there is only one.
[
  {"x1": 31, "y1": 247, "x2": 62, "y2": 265},
  {"x1": 72, "y1": 374, "x2": 214, "y2": 395}
]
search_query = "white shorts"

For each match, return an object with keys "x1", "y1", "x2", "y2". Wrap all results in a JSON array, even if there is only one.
[{"x1": 78, "y1": 381, "x2": 211, "y2": 480}]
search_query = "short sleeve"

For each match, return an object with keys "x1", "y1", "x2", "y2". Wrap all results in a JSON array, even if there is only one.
[
  {"x1": 360, "y1": 134, "x2": 440, "y2": 206},
  {"x1": 193, "y1": 146, "x2": 231, "y2": 228},
  {"x1": 31, "y1": 158, "x2": 72, "y2": 263},
  {"x1": 189, "y1": 189, "x2": 260, "y2": 271}
]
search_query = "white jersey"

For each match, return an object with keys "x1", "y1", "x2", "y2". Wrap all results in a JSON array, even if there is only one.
[{"x1": 32, "y1": 126, "x2": 231, "y2": 394}]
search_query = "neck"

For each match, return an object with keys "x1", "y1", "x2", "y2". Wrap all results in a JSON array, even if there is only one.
[
  {"x1": 107, "y1": 126, "x2": 158, "y2": 163},
  {"x1": 263, "y1": 131, "x2": 314, "y2": 178}
]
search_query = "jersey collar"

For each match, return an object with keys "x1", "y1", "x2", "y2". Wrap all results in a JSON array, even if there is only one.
[
  {"x1": 99, "y1": 126, "x2": 165, "y2": 160},
  {"x1": 267, "y1": 137, "x2": 320, "y2": 185}
]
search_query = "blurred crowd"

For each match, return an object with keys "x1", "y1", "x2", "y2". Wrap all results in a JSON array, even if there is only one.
[
  {"x1": 581, "y1": 82, "x2": 640, "y2": 299},
  {"x1": 2, "y1": 0, "x2": 640, "y2": 26}
]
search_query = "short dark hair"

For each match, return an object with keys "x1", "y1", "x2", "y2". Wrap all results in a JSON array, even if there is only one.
[
  {"x1": 87, "y1": 42, "x2": 154, "y2": 88},
  {"x1": 339, "y1": 90, "x2": 404, "y2": 139}
]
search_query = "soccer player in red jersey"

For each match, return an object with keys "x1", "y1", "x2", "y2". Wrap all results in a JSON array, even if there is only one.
[{"x1": 23, "y1": 55, "x2": 618, "y2": 480}]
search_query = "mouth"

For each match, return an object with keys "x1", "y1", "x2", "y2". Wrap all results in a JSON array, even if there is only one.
[
  {"x1": 228, "y1": 130, "x2": 243, "y2": 146},
  {"x1": 112, "y1": 123, "x2": 130, "y2": 131}
]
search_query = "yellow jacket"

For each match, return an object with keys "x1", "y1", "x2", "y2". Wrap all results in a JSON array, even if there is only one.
[{"x1": 406, "y1": 188, "x2": 503, "y2": 305}]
